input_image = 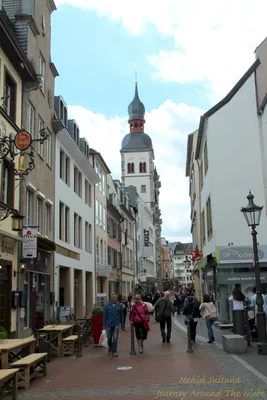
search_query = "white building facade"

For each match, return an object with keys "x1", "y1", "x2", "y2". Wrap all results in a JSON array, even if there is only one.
[
  {"x1": 121, "y1": 83, "x2": 160, "y2": 290},
  {"x1": 195, "y1": 59, "x2": 267, "y2": 323},
  {"x1": 54, "y1": 99, "x2": 99, "y2": 318}
]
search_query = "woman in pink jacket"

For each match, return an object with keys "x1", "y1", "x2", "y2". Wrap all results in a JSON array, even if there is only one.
[{"x1": 130, "y1": 294, "x2": 149, "y2": 353}]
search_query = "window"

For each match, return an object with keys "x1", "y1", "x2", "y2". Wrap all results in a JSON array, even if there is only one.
[
  {"x1": 45, "y1": 204, "x2": 51, "y2": 237},
  {"x1": 1, "y1": 160, "x2": 14, "y2": 207},
  {"x1": 3, "y1": 71, "x2": 16, "y2": 121},
  {"x1": 27, "y1": 103, "x2": 35, "y2": 139},
  {"x1": 38, "y1": 116, "x2": 45, "y2": 158},
  {"x1": 139, "y1": 162, "x2": 146, "y2": 173},
  {"x1": 200, "y1": 162, "x2": 203, "y2": 190},
  {"x1": 204, "y1": 142, "x2": 208, "y2": 175},
  {"x1": 26, "y1": 190, "x2": 33, "y2": 226},
  {"x1": 74, "y1": 213, "x2": 78, "y2": 247},
  {"x1": 79, "y1": 216, "x2": 82, "y2": 249},
  {"x1": 103, "y1": 207, "x2": 106, "y2": 231},
  {"x1": 85, "y1": 222, "x2": 92, "y2": 253},
  {"x1": 201, "y1": 209, "x2": 206, "y2": 246},
  {"x1": 99, "y1": 204, "x2": 103, "y2": 227},
  {"x1": 96, "y1": 200, "x2": 99, "y2": 226},
  {"x1": 46, "y1": 131, "x2": 52, "y2": 166},
  {"x1": 36, "y1": 197, "x2": 43, "y2": 233},
  {"x1": 59, "y1": 202, "x2": 64, "y2": 240},
  {"x1": 39, "y1": 54, "x2": 45, "y2": 91},
  {"x1": 59, "y1": 150, "x2": 70, "y2": 185},
  {"x1": 65, "y1": 206, "x2": 70, "y2": 243},
  {"x1": 141, "y1": 185, "x2": 146, "y2": 193},
  {"x1": 127, "y1": 163, "x2": 134, "y2": 173},
  {"x1": 85, "y1": 180, "x2": 92, "y2": 207},
  {"x1": 206, "y1": 197, "x2": 213, "y2": 240},
  {"x1": 74, "y1": 166, "x2": 82, "y2": 197}
]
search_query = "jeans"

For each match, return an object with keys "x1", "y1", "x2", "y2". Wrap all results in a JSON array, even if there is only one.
[
  {"x1": 160, "y1": 316, "x2": 172, "y2": 341},
  {"x1": 190, "y1": 322, "x2": 197, "y2": 341},
  {"x1": 205, "y1": 316, "x2": 215, "y2": 342},
  {"x1": 107, "y1": 325, "x2": 119, "y2": 353}
]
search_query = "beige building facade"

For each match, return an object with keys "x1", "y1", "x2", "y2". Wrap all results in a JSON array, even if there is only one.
[
  {"x1": 4, "y1": 0, "x2": 58, "y2": 335},
  {"x1": 0, "y1": 6, "x2": 36, "y2": 336},
  {"x1": 89, "y1": 150, "x2": 110, "y2": 306}
]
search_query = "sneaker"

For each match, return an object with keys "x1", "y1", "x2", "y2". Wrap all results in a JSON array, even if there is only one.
[
  {"x1": 139, "y1": 347, "x2": 143, "y2": 353},
  {"x1": 207, "y1": 341, "x2": 212, "y2": 344},
  {"x1": 112, "y1": 352, "x2": 118, "y2": 357},
  {"x1": 162, "y1": 338, "x2": 166, "y2": 343}
]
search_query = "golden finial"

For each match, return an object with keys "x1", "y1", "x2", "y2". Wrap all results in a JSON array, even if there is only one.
[
  {"x1": 134, "y1": 67, "x2": 138, "y2": 84},
  {"x1": 21, "y1": 124, "x2": 26, "y2": 131}
]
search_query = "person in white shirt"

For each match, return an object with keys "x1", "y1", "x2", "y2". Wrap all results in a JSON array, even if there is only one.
[{"x1": 229, "y1": 288, "x2": 245, "y2": 310}]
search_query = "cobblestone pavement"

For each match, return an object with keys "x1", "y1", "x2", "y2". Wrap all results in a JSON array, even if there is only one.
[
  {"x1": 17, "y1": 319, "x2": 267, "y2": 400},
  {"x1": 173, "y1": 313, "x2": 267, "y2": 379}
]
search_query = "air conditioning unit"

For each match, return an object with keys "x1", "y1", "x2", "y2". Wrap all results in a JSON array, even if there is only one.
[{"x1": 36, "y1": 74, "x2": 44, "y2": 89}]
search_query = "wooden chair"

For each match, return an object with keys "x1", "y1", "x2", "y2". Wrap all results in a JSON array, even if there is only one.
[{"x1": 62, "y1": 335, "x2": 78, "y2": 356}]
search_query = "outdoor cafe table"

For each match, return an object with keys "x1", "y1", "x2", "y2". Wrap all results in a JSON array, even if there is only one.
[
  {"x1": 36, "y1": 325, "x2": 74, "y2": 358},
  {"x1": 0, "y1": 337, "x2": 36, "y2": 369}
]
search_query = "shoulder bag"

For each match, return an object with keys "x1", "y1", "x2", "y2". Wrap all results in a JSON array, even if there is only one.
[
  {"x1": 155, "y1": 299, "x2": 169, "y2": 323},
  {"x1": 134, "y1": 306, "x2": 150, "y2": 331}
]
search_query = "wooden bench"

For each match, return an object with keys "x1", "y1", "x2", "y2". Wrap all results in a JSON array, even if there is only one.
[
  {"x1": 62, "y1": 335, "x2": 78, "y2": 356},
  {"x1": 11, "y1": 353, "x2": 47, "y2": 390},
  {"x1": 0, "y1": 369, "x2": 19, "y2": 400}
]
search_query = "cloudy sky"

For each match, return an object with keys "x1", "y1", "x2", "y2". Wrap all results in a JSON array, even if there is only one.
[{"x1": 52, "y1": 0, "x2": 267, "y2": 243}]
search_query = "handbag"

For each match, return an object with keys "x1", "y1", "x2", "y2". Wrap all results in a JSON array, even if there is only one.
[
  {"x1": 208, "y1": 303, "x2": 218, "y2": 321},
  {"x1": 155, "y1": 299, "x2": 169, "y2": 322},
  {"x1": 133, "y1": 306, "x2": 150, "y2": 331}
]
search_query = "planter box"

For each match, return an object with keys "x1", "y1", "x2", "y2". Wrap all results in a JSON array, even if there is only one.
[{"x1": 92, "y1": 315, "x2": 103, "y2": 345}]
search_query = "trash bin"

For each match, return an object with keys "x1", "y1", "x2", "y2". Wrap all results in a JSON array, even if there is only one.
[{"x1": 233, "y1": 310, "x2": 245, "y2": 335}]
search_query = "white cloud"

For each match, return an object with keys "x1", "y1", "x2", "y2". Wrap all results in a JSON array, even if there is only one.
[
  {"x1": 55, "y1": 0, "x2": 267, "y2": 101},
  {"x1": 68, "y1": 101, "x2": 204, "y2": 242}
]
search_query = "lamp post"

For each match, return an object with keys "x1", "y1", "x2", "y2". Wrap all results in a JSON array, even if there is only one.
[{"x1": 241, "y1": 191, "x2": 267, "y2": 354}]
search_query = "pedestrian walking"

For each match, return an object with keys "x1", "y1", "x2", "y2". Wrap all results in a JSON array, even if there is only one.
[
  {"x1": 183, "y1": 295, "x2": 201, "y2": 344},
  {"x1": 121, "y1": 296, "x2": 128, "y2": 330},
  {"x1": 103, "y1": 292, "x2": 123, "y2": 357},
  {"x1": 199, "y1": 294, "x2": 217, "y2": 344},
  {"x1": 129, "y1": 294, "x2": 149, "y2": 353},
  {"x1": 155, "y1": 291, "x2": 174, "y2": 343}
]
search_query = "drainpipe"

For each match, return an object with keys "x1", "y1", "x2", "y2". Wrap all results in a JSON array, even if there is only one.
[
  {"x1": 257, "y1": 113, "x2": 267, "y2": 217},
  {"x1": 196, "y1": 159, "x2": 203, "y2": 300}
]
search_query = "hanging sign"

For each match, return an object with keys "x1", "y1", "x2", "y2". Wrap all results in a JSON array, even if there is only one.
[
  {"x1": 22, "y1": 226, "x2": 38, "y2": 259},
  {"x1": 14, "y1": 130, "x2": 31, "y2": 151}
]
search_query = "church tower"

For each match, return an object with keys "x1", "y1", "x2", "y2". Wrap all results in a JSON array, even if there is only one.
[{"x1": 121, "y1": 83, "x2": 155, "y2": 210}]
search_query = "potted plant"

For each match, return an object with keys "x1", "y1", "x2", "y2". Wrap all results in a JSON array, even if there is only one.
[
  {"x1": 91, "y1": 306, "x2": 104, "y2": 345},
  {"x1": 0, "y1": 327, "x2": 8, "y2": 343}
]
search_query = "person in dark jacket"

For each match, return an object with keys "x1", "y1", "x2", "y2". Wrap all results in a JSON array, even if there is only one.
[
  {"x1": 103, "y1": 293, "x2": 123, "y2": 357},
  {"x1": 183, "y1": 295, "x2": 201, "y2": 344},
  {"x1": 155, "y1": 291, "x2": 174, "y2": 343}
]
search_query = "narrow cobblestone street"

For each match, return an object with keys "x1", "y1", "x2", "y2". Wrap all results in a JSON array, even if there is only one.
[{"x1": 18, "y1": 319, "x2": 267, "y2": 400}]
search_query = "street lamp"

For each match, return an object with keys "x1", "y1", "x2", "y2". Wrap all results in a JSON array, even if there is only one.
[{"x1": 241, "y1": 190, "x2": 267, "y2": 353}]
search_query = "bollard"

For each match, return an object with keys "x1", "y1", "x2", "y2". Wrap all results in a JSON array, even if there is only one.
[
  {"x1": 130, "y1": 323, "x2": 136, "y2": 355},
  {"x1": 76, "y1": 324, "x2": 83, "y2": 357},
  {"x1": 187, "y1": 322, "x2": 193, "y2": 353}
]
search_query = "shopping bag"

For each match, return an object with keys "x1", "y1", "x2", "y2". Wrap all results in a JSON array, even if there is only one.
[
  {"x1": 143, "y1": 320, "x2": 150, "y2": 331},
  {"x1": 99, "y1": 330, "x2": 108, "y2": 347}
]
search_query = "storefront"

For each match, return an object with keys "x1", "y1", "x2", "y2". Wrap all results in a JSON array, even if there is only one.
[
  {"x1": 216, "y1": 245, "x2": 267, "y2": 324},
  {"x1": 22, "y1": 237, "x2": 55, "y2": 334}
]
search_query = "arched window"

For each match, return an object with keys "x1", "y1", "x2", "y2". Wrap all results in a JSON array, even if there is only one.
[
  {"x1": 139, "y1": 162, "x2": 146, "y2": 173},
  {"x1": 127, "y1": 163, "x2": 131, "y2": 173},
  {"x1": 131, "y1": 163, "x2": 134, "y2": 173}
]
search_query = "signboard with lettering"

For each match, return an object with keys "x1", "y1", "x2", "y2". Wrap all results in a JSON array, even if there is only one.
[
  {"x1": 22, "y1": 227, "x2": 38, "y2": 259},
  {"x1": 14, "y1": 130, "x2": 31, "y2": 151},
  {"x1": 217, "y1": 245, "x2": 267, "y2": 264},
  {"x1": 217, "y1": 273, "x2": 267, "y2": 284}
]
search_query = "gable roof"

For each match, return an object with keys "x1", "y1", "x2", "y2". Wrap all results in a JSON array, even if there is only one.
[{"x1": 195, "y1": 58, "x2": 260, "y2": 160}]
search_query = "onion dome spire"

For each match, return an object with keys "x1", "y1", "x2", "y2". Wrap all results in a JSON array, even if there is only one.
[{"x1": 128, "y1": 82, "x2": 145, "y2": 122}]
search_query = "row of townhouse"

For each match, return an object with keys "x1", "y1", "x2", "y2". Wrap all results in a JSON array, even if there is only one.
[
  {"x1": 186, "y1": 36, "x2": 267, "y2": 324},
  {"x1": 0, "y1": 0, "x2": 161, "y2": 337}
]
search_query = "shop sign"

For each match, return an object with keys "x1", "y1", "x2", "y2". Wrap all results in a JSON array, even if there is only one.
[
  {"x1": 14, "y1": 130, "x2": 31, "y2": 151},
  {"x1": 98, "y1": 266, "x2": 112, "y2": 275},
  {"x1": 22, "y1": 226, "x2": 38, "y2": 259},
  {"x1": 217, "y1": 245, "x2": 267, "y2": 264},
  {"x1": 217, "y1": 273, "x2": 267, "y2": 284},
  {"x1": 0, "y1": 236, "x2": 14, "y2": 255}
]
